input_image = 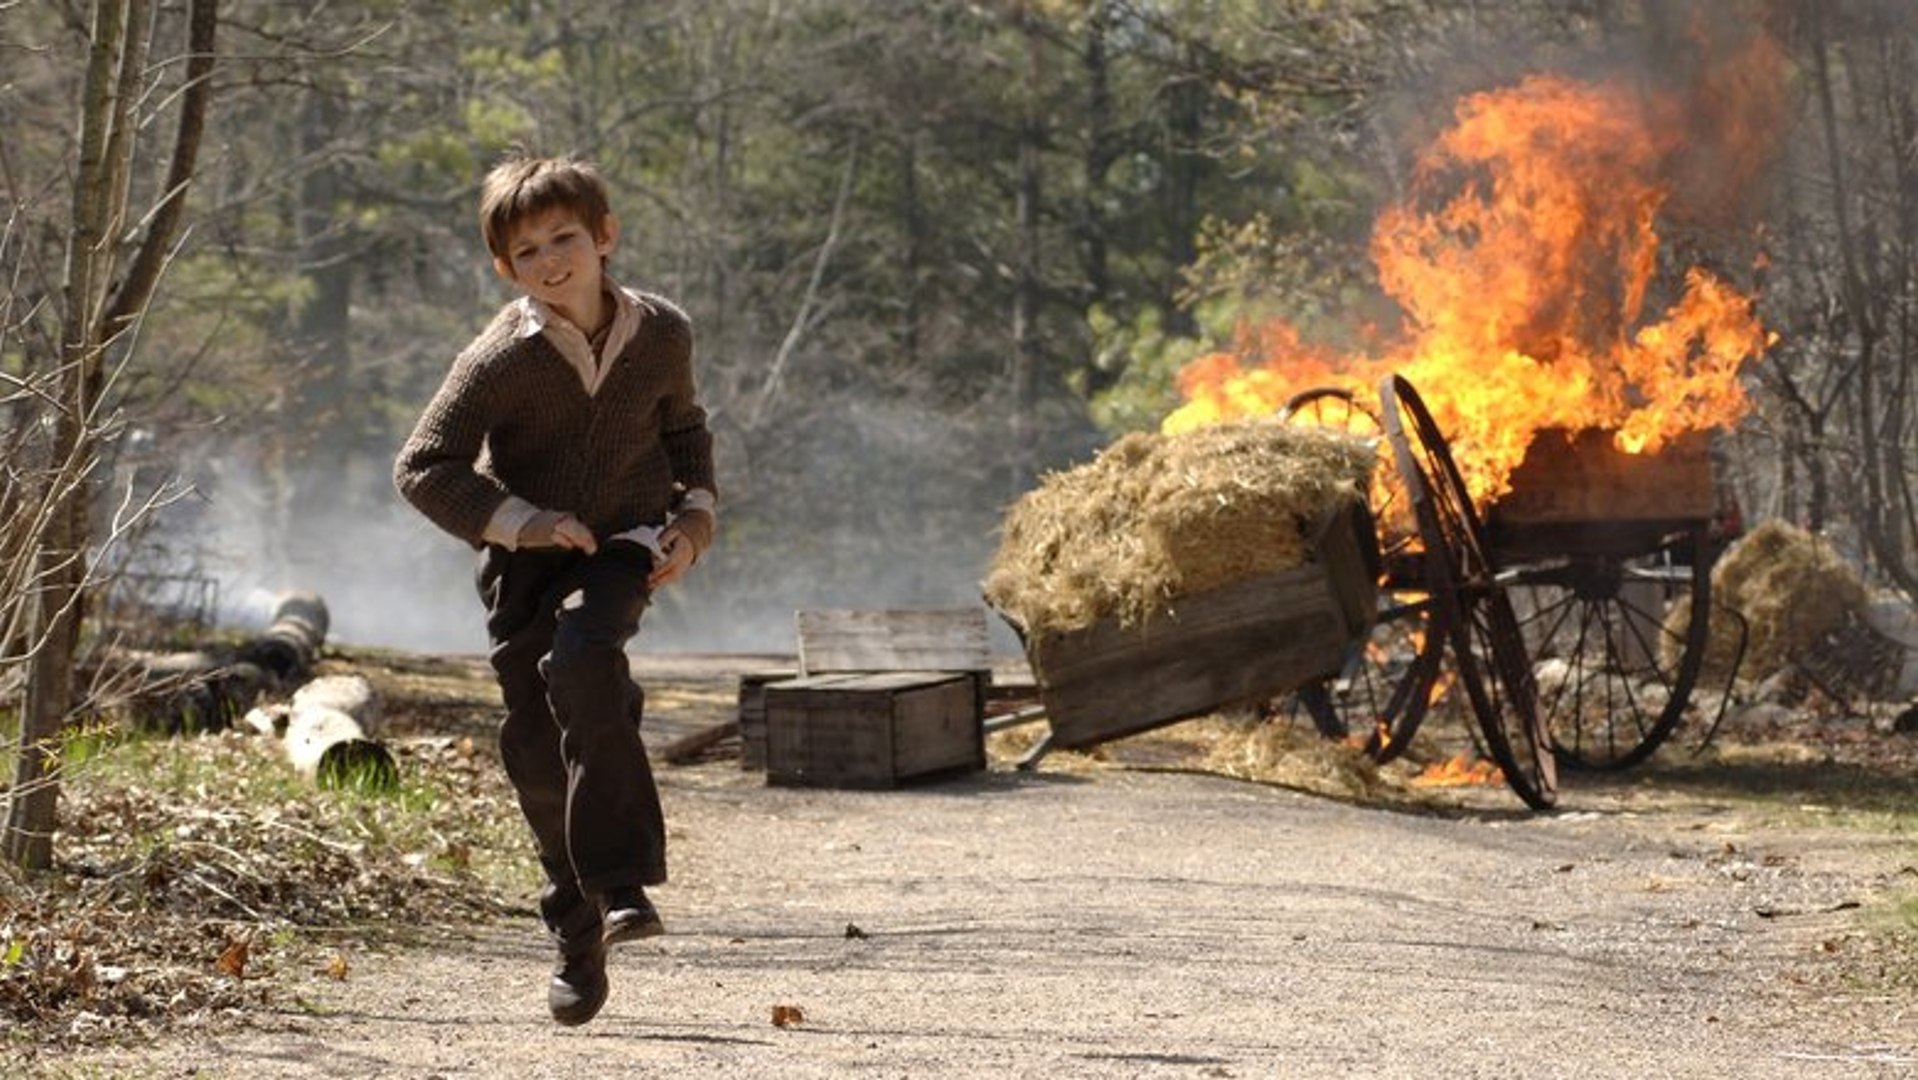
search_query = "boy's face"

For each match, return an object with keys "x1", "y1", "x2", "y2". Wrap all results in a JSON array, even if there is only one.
[{"x1": 494, "y1": 205, "x2": 619, "y2": 325}]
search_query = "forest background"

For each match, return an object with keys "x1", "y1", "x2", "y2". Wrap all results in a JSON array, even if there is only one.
[{"x1": 3, "y1": 0, "x2": 1915, "y2": 662}]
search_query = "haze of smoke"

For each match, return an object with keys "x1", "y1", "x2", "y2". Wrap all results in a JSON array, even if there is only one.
[{"x1": 168, "y1": 393, "x2": 1020, "y2": 657}]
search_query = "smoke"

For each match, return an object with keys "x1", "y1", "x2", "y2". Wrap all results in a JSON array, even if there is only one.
[
  {"x1": 176, "y1": 449, "x2": 490, "y2": 653},
  {"x1": 163, "y1": 389, "x2": 1023, "y2": 658}
]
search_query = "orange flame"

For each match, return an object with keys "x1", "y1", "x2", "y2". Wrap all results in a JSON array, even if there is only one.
[
  {"x1": 1165, "y1": 29, "x2": 1783, "y2": 505},
  {"x1": 1411, "y1": 752, "x2": 1504, "y2": 788}
]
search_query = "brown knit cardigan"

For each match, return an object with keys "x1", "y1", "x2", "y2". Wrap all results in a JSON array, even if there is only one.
[{"x1": 394, "y1": 293, "x2": 716, "y2": 548}]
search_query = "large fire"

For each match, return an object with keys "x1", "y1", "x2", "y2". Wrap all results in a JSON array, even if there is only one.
[{"x1": 1165, "y1": 27, "x2": 1784, "y2": 505}]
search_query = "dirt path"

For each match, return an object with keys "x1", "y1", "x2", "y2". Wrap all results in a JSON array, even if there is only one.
[{"x1": 43, "y1": 657, "x2": 1918, "y2": 1078}]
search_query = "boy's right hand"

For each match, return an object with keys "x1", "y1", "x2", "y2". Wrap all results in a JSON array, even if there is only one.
[{"x1": 518, "y1": 510, "x2": 598, "y2": 554}]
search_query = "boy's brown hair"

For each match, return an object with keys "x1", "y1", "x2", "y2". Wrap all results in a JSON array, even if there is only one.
[{"x1": 478, "y1": 153, "x2": 614, "y2": 260}]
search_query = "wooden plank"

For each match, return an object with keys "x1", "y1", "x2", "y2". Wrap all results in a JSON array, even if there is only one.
[
  {"x1": 995, "y1": 497, "x2": 1378, "y2": 754},
  {"x1": 1312, "y1": 499, "x2": 1380, "y2": 640},
  {"x1": 1493, "y1": 427, "x2": 1713, "y2": 525},
  {"x1": 1028, "y1": 563, "x2": 1353, "y2": 749},
  {"x1": 661, "y1": 720, "x2": 739, "y2": 766},
  {"x1": 796, "y1": 608, "x2": 991, "y2": 675}
]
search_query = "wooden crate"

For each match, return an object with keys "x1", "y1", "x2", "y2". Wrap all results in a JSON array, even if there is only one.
[
  {"x1": 1020, "y1": 499, "x2": 1377, "y2": 751},
  {"x1": 764, "y1": 670, "x2": 984, "y2": 788},
  {"x1": 1490, "y1": 427, "x2": 1715, "y2": 559},
  {"x1": 736, "y1": 668, "x2": 797, "y2": 771},
  {"x1": 796, "y1": 608, "x2": 991, "y2": 675},
  {"x1": 1494, "y1": 427, "x2": 1713, "y2": 524}
]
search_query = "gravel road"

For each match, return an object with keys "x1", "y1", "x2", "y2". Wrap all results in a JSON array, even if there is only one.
[{"x1": 45, "y1": 656, "x2": 1918, "y2": 1079}]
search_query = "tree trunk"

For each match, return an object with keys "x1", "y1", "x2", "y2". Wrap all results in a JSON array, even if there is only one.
[
  {"x1": 1160, "y1": 44, "x2": 1203, "y2": 338},
  {"x1": 1009, "y1": 16, "x2": 1044, "y2": 495},
  {"x1": 6, "y1": 0, "x2": 217, "y2": 871},
  {"x1": 6, "y1": 0, "x2": 138, "y2": 871}
]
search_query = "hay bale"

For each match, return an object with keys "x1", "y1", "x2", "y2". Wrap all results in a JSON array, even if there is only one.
[
  {"x1": 983, "y1": 420, "x2": 1373, "y2": 636},
  {"x1": 1666, "y1": 520, "x2": 1869, "y2": 685}
]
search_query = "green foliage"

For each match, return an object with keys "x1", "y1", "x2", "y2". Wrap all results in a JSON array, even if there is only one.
[
  {"x1": 1084, "y1": 303, "x2": 1210, "y2": 435},
  {"x1": 59, "y1": 717, "x2": 123, "y2": 771},
  {"x1": 460, "y1": 98, "x2": 537, "y2": 153}
]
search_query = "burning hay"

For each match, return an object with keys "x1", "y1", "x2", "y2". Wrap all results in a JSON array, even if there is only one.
[
  {"x1": 1667, "y1": 520, "x2": 1868, "y2": 686},
  {"x1": 983, "y1": 420, "x2": 1372, "y2": 636}
]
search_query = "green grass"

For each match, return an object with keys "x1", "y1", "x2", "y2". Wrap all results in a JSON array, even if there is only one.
[
  {"x1": 18, "y1": 716, "x2": 536, "y2": 901},
  {"x1": 1625, "y1": 750, "x2": 1918, "y2": 832}
]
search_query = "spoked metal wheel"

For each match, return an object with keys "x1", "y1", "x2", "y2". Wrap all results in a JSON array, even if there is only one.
[
  {"x1": 1279, "y1": 387, "x2": 1443, "y2": 761},
  {"x1": 1380, "y1": 375, "x2": 1558, "y2": 810},
  {"x1": 1500, "y1": 525, "x2": 1713, "y2": 770}
]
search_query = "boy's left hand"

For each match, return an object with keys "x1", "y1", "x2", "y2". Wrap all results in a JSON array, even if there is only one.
[{"x1": 647, "y1": 525, "x2": 699, "y2": 590}]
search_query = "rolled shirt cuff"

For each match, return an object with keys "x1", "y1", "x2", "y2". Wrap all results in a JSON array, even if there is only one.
[
  {"x1": 676, "y1": 488, "x2": 717, "y2": 518},
  {"x1": 607, "y1": 524, "x2": 669, "y2": 562},
  {"x1": 483, "y1": 495, "x2": 542, "y2": 550},
  {"x1": 606, "y1": 489, "x2": 717, "y2": 564}
]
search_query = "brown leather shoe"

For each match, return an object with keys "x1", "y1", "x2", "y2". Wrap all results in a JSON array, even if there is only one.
[
  {"x1": 601, "y1": 887, "x2": 666, "y2": 946},
  {"x1": 548, "y1": 937, "x2": 609, "y2": 1026}
]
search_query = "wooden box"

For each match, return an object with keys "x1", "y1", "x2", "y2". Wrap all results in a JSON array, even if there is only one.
[
  {"x1": 736, "y1": 668, "x2": 796, "y2": 771},
  {"x1": 764, "y1": 670, "x2": 984, "y2": 788},
  {"x1": 1494, "y1": 427, "x2": 1713, "y2": 524},
  {"x1": 1019, "y1": 499, "x2": 1377, "y2": 751},
  {"x1": 1490, "y1": 427, "x2": 1715, "y2": 558},
  {"x1": 797, "y1": 608, "x2": 991, "y2": 676}
]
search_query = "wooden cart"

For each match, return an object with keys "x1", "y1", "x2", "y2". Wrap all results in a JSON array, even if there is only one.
[
  {"x1": 1281, "y1": 375, "x2": 1746, "y2": 809},
  {"x1": 992, "y1": 380, "x2": 1572, "y2": 809},
  {"x1": 994, "y1": 372, "x2": 1744, "y2": 811}
]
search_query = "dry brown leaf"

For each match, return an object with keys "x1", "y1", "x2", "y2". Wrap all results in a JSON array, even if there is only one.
[{"x1": 216, "y1": 936, "x2": 250, "y2": 980}]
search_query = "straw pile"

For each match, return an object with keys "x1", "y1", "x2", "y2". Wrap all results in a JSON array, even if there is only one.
[
  {"x1": 982, "y1": 420, "x2": 1373, "y2": 636},
  {"x1": 1665, "y1": 519, "x2": 1868, "y2": 684},
  {"x1": 1194, "y1": 716, "x2": 1388, "y2": 802}
]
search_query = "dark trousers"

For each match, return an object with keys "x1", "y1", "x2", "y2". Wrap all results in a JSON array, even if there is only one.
[{"x1": 477, "y1": 541, "x2": 665, "y2": 945}]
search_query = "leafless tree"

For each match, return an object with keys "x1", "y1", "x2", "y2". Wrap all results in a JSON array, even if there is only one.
[{"x1": 3, "y1": 0, "x2": 217, "y2": 870}]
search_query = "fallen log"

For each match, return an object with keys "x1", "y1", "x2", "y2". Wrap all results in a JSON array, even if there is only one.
[
  {"x1": 120, "y1": 590, "x2": 333, "y2": 734},
  {"x1": 123, "y1": 650, "x2": 272, "y2": 734},
  {"x1": 240, "y1": 591, "x2": 329, "y2": 685},
  {"x1": 245, "y1": 674, "x2": 398, "y2": 791}
]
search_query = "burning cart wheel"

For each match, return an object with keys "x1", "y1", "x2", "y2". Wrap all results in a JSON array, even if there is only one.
[
  {"x1": 1279, "y1": 387, "x2": 1442, "y2": 761},
  {"x1": 1500, "y1": 526, "x2": 1713, "y2": 770},
  {"x1": 1380, "y1": 375, "x2": 1558, "y2": 810}
]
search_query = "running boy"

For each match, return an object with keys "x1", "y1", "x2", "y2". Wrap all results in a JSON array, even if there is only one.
[{"x1": 394, "y1": 153, "x2": 716, "y2": 1026}]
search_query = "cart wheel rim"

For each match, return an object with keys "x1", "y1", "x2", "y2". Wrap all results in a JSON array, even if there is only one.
[
  {"x1": 1381, "y1": 374, "x2": 1558, "y2": 809},
  {"x1": 1512, "y1": 525, "x2": 1716, "y2": 770},
  {"x1": 1279, "y1": 385, "x2": 1443, "y2": 759}
]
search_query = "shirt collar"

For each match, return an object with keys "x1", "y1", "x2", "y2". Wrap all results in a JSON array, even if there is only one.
[{"x1": 512, "y1": 274, "x2": 651, "y2": 344}]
